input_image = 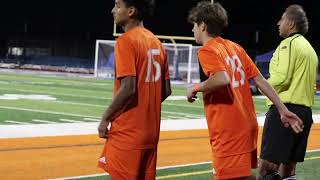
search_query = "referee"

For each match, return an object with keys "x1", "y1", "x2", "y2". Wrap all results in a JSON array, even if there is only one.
[{"x1": 258, "y1": 4, "x2": 318, "y2": 180}]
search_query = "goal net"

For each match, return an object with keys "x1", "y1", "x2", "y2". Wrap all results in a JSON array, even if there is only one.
[{"x1": 94, "y1": 40, "x2": 201, "y2": 83}]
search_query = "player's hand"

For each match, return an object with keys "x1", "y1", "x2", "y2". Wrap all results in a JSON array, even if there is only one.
[
  {"x1": 187, "y1": 86, "x2": 197, "y2": 103},
  {"x1": 279, "y1": 110, "x2": 304, "y2": 133},
  {"x1": 98, "y1": 119, "x2": 110, "y2": 139},
  {"x1": 98, "y1": 112, "x2": 111, "y2": 138}
]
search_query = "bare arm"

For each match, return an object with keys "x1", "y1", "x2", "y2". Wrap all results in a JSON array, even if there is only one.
[
  {"x1": 162, "y1": 79, "x2": 172, "y2": 102},
  {"x1": 187, "y1": 71, "x2": 230, "y2": 102},
  {"x1": 253, "y1": 74, "x2": 303, "y2": 133},
  {"x1": 98, "y1": 76, "x2": 136, "y2": 138},
  {"x1": 197, "y1": 71, "x2": 230, "y2": 92},
  {"x1": 254, "y1": 74, "x2": 287, "y2": 113}
]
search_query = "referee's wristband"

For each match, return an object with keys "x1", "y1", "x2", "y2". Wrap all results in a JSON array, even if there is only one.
[{"x1": 193, "y1": 84, "x2": 200, "y2": 93}]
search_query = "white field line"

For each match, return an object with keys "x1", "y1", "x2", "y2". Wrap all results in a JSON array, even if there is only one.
[
  {"x1": 47, "y1": 173, "x2": 109, "y2": 180},
  {"x1": 0, "y1": 101, "x2": 202, "y2": 119},
  {"x1": 4, "y1": 120, "x2": 31, "y2": 125},
  {"x1": 54, "y1": 101, "x2": 107, "y2": 108},
  {"x1": 48, "y1": 149, "x2": 320, "y2": 180},
  {"x1": 185, "y1": 114, "x2": 204, "y2": 118},
  {"x1": 83, "y1": 118, "x2": 100, "y2": 122},
  {"x1": 0, "y1": 119, "x2": 208, "y2": 138},
  {"x1": 32, "y1": 119, "x2": 55, "y2": 124},
  {"x1": 0, "y1": 123, "x2": 98, "y2": 138},
  {"x1": 53, "y1": 100, "x2": 203, "y2": 111},
  {"x1": 0, "y1": 87, "x2": 111, "y2": 100},
  {"x1": 59, "y1": 119, "x2": 84, "y2": 123},
  {"x1": 167, "y1": 115, "x2": 184, "y2": 119},
  {"x1": 0, "y1": 88, "x2": 203, "y2": 108},
  {"x1": 0, "y1": 87, "x2": 204, "y2": 109},
  {"x1": 0, "y1": 106, "x2": 100, "y2": 119}
]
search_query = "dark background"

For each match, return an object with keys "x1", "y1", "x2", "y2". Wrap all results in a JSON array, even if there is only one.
[{"x1": 0, "y1": 0, "x2": 318, "y2": 62}]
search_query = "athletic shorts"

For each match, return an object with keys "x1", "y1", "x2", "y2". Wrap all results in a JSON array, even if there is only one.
[
  {"x1": 98, "y1": 141, "x2": 157, "y2": 180},
  {"x1": 260, "y1": 103, "x2": 313, "y2": 163},
  {"x1": 212, "y1": 149, "x2": 257, "y2": 179}
]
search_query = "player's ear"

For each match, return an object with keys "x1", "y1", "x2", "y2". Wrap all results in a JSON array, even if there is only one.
[
  {"x1": 200, "y1": 22, "x2": 207, "y2": 32},
  {"x1": 288, "y1": 20, "x2": 296, "y2": 31},
  {"x1": 128, "y1": 6, "x2": 137, "y2": 18}
]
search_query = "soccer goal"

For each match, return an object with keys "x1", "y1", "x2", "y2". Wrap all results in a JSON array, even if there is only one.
[{"x1": 94, "y1": 40, "x2": 201, "y2": 83}]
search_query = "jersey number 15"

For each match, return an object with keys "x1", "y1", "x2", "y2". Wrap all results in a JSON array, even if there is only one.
[{"x1": 145, "y1": 49, "x2": 161, "y2": 82}]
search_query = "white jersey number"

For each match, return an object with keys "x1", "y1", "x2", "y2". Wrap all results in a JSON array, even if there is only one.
[
  {"x1": 225, "y1": 55, "x2": 245, "y2": 88},
  {"x1": 145, "y1": 49, "x2": 161, "y2": 82}
]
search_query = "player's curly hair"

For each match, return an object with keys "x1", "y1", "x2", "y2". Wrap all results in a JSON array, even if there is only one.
[
  {"x1": 123, "y1": 0, "x2": 155, "y2": 20},
  {"x1": 285, "y1": 4, "x2": 309, "y2": 35},
  {"x1": 188, "y1": 1, "x2": 228, "y2": 36}
]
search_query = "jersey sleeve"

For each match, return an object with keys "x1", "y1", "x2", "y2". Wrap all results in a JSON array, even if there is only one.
[
  {"x1": 114, "y1": 36, "x2": 136, "y2": 78},
  {"x1": 198, "y1": 48, "x2": 226, "y2": 77},
  {"x1": 268, "y1": 40, "x2": 295, "y2": 88}
]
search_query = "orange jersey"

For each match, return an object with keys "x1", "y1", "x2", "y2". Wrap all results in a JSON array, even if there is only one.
[
  {"x1": 198, "y1": 37, "x2": 260, "y2": 157},
  {"x1": 108, "y1": 27, "x2": 169, "y2": 149}
]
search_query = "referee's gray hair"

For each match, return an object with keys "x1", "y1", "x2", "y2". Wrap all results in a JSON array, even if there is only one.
[{"x1": 286, "y1": 4, "x2": 309, "y2": 35}]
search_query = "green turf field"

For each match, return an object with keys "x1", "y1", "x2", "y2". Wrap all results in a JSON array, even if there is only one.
[{"x1": 1, "y1": 72, "x2": 320, "y2": 124}]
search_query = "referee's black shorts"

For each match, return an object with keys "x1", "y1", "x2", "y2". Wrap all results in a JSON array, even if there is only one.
[{"x1": 260, "y1": 103, "x2": 313, "y2": 164}]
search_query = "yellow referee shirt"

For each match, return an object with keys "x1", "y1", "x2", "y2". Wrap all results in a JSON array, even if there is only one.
[{"x1": 267, "y1": 34, "x2": 318, "y2": 107}]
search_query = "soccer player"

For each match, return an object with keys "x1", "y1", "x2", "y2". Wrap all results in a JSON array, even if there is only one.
[
  {"x1": 97, "y1": 0, "x2": 171, "y2": 179},
  {"x1": 186, "y1": 1, "x2": 303, "y2": 180},
  {"x1": 258, "y1": 5, "x2": 318, "y2": 180}
]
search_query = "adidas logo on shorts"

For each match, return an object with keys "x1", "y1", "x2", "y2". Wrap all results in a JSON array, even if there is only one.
[{"x1": 99, "y1": 157, "x2": 106, "y2": 164}]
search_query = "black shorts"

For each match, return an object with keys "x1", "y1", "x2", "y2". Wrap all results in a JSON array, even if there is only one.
[{"x1": 260, "y1": 103, "x2": 313, "y2": 164}]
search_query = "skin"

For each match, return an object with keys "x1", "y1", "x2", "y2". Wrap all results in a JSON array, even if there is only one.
[
  {"x1": 187, "y1": 20, "x2": 303, "y2": 180},
  {"x1": 278, "y1": 12, "x2": 297, "y2": 38}
]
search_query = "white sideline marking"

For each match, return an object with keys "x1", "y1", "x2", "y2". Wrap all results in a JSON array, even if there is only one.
[
  {"x1": 0, "y1": 119, "x2": 207, "y2": 138},
  {"x1": 4, "y1": 120, "x2": 31, "y2": 125},
  {"x1": 83, "y1": 118, "x2": 100, "y2": 122},
  {"x1": 167, "y1": 96, "x2": 186, "y2": 100},
  {"x1": 48, "y1": 149, "x2": 320, "y2": 180},
  {"x1": 253, "y1": 95, "x2": 268, "y2": 99},
  {"x1": 168, "y1": 115, "x2": 183, "y2": 119},
  {"x1": 0, "y1": 94, "x2": 56, "y2": 101},
  {"x1": 0, "y1": 115, "x2": 319, "y2": 138},
  {"x1": 0, "y1": 87, "x2": 111, "y2": 100},
  {"x1": 0, "y1": 106, "x2": 100, "y2": 118},
  {"x1": 59, "y1": 119, "x2": 83, "y2": 123},
  {"x1": 47, "y1": 173, "x2": 109, "y2": 180},
  {"x1": 32, "y1": 119, "x2": 55, "y2": 124},
  {"x1": 0, "y1": 123, "x2": 98, "y2": 138}
]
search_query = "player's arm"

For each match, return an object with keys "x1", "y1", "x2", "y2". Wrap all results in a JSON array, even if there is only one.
[
  {"x1": 161, "y1": 50, "x2": 172, "y2": 102},
  {"x1": 253, "y1": 74, "x2": 303, "y2": 133},
  {"x1": 103, "y1": 76, "x2": 136, "y2": 121},
  {"x1": 187, "y1": 71, "x2": 230, "y2": 102},
  {"x1": 98, "y1": 76, "x2": 136, "y2": 138},
  {"x1": 162, "y1": 79, "x2": 171, "y2": 102}
]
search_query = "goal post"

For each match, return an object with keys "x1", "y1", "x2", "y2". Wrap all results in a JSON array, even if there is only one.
[{"x1": 94, "y1": 39, "x2": 200, "y2": 83}]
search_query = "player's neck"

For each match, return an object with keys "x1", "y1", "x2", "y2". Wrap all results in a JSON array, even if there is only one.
[
  {"x1": 202, "y1": 34, "x2": 216, "y2": 45},
  {"x1": 123, "y1": 20, "x2": 144, "y2": 32}
]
